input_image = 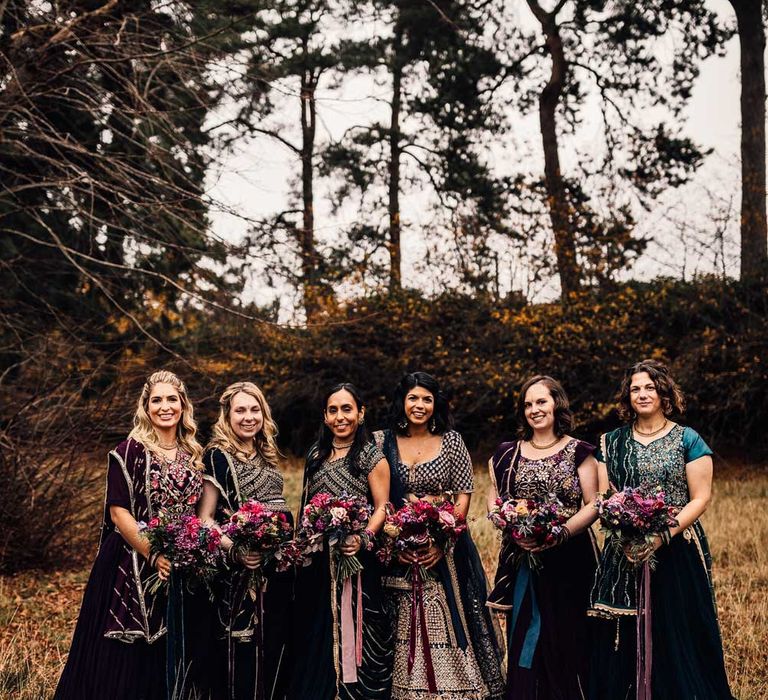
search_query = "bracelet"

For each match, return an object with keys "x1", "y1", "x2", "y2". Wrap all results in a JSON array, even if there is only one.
[
  {"x1": 556, "y1": 525, "x2": 571, "y2": 545},
  {"x1": 148, "y1": 551, "x2": 159, "y2": 569},
  {"x1": 359, "y1": 529, "x2": 376, "y2": 551},
  {"x1": 660, "y1": 529, "x2": 672, "y2": 546},
  {"x1": 227, "y1": 547, "x2": 239, "y2": 565}
]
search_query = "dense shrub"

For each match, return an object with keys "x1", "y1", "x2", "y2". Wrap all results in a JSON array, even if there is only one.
[{"x1": 189, "y1": 276, "x2": 767, "y2": 456}]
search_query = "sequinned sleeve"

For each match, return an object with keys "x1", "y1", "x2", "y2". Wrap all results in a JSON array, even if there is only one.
[
  {"x1": 446, "y1": 431, "x2": 474, "y2": 493},
  {"x1": 683, "y1": 427, "x2": 713, "y2": 462},
  {"x1": 360, "y1": 441, "x2": 386, "y2": 475}
]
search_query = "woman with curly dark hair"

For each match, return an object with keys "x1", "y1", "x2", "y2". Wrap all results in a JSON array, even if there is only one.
[
  {"x1": 486, "y1": 375, "x2": 599, "y2": 699},
  {"x1": 589, "y1": 360, "x2": 733, "y2": 699},
  {"x1": 375, "y1": 371, "x2": 505, "y2": 700}
]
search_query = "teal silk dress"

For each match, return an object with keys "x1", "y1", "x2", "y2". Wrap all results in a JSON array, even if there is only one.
[{"x1": 588, "y1": 424, "x2": 733, "y2": 699}]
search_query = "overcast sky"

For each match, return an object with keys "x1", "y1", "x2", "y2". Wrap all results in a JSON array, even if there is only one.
[{"x1": 205, "y1": 0, "x2": 750, "y2": 311}]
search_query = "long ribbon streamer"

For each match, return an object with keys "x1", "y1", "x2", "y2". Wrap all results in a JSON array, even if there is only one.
[
  {"x1": 255, "y1": 587, "x2": 265, "y2": 700},
  {"x1": 509, "y1": 559, "x2": 541, "y2": 669},
  {"x1": 356, "y1": 570, "x2": 363, "y2": 666},
  {"x1": 408, "y1": 564, "x2": 438, "y2": 693},
  {"x1": 636, "y1": 561, "x2": 652, "y2": 700},
  {"x1": 340, "y1": 576, "x2": 358, "y2": 683},
  {"x1": 228, "y1": 570, "x2": 266, "y2": 700}
]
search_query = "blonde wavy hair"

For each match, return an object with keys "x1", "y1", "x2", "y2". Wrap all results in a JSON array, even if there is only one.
[
  {"x1": 208, "y1": 381, "x2": 280, "y2": 467},
  {"x1": 128, "y1": 370, "x2": 204, "y2": 469}
]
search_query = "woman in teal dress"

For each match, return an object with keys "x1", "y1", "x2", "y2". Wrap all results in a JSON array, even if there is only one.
[{"x1": 589, "y1": 359, "x2": 733, "y2": 699}]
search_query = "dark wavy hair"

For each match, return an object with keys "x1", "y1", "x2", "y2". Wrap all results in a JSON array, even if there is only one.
[
  {"x1": 516, "y1": 375, "x2": 574, "y2": 440},
  {"x1": 306, "y1": 382, "x2": 372, "y2": 478},
  {"x1": 388, "y1": 371, "x2": 454, "y2": 436},
  {"x1": 616, "y1": 359, "x2": 686, "y2": 422}
]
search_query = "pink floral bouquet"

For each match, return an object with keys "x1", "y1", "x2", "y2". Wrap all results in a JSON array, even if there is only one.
[
  {"x1": 377, "y1": 499, "x2": 466, "y2": 692},
  {"x1": 595, "y1": 484, "x2": 679, "y2": 566},
  {"x1": 221, "y1": 500, "x2": 296, "y2": 588},
  {"x1": 377, "y1": 499, "x2": 467, "y2": 570},
  {"x1": 139, "y1": 511, "x2": 223, "y2": 592},
  {"x1": 487, "y1": 495, "x2": 568, "y2": 568},
  {"x1": 298, "y1": 492, "x2": 373, "y2": 580}
]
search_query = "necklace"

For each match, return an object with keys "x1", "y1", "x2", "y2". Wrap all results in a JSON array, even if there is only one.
[
  {"x1": 530, "y1": 437, "x2": 560, "y2": 450},
  {"x1": 158, "y1": 440, "x2": 178, "y2": 450},
  {"x1": 332, "y1": 439, "x2": 354, "y2": 449},
  {"x1": 634, "y1": 419, "x2": 668, "y2": 437}
]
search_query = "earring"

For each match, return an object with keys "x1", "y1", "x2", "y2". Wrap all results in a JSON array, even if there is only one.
[
  {"x1": 398, "y1": 419, "x2": 408, "y2": 431},
  {"x1": 358, "y1": 417, "x2": 365, "y2": 425},
  {"x1": 428, "y1": 418, "x2": 437, "y2": 433}
]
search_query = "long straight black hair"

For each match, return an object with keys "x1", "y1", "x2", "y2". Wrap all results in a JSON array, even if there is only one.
[{"x1": 306, "y1": 382, "x2": 372, "y2": 478}]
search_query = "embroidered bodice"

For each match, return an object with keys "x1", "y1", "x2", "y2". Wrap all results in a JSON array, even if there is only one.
[
  {"x1": 511, "y1": 439, "x2": 593, "y2": 516},
  {"x1": 306, "y1": 441, "x2": 383, "y2": 500},
  {"x1": 390, "y1": 430, "x2": 474, "y2": 497},
  {"x1": 602, "y1": 424, "x2": 711, "y2": 508},
  {"x1": 231, "y1": 453, "x2": 286, "y2": 507},
  {"x1": 148, "y1": 449, "x2": 203, "y2": 516}
]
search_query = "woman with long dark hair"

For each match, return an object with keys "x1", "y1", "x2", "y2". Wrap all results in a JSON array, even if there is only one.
[
  {"x1": 288, "y1": 383, "x2": 393, "y2": 700},
  {"x1": 487, "y1": 375, "x2": 599, "y2": 699},
  {"x1": 375, "y1": 371, "x2": 505, "y2": 700},
  {"x1": 55, "y1": 370, "x2": 206, "y2": 700},
  {"x1": 198, "y1": 381, "x2": 293, "y2": 700},
  {"x1": 589, "y1": 359, "x2": 732, "y2": 699}
]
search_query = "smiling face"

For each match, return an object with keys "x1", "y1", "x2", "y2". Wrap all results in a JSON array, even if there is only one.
[
  {"x1": 523, "y1": 381, "x2": 556, "y2": 434},
  {"x1": 148, "y1": 382, "x2": 182, "y2": 433},
  {"x1": 629, "y1": 371, "x2": 663, "y2": 420},
  {"x1": 324, "y1": 388, "x2": 364, "y2": 441},
  {"x1": 404, "y1": 385, "x2": 435, "y2": 428},
  {"x1": 229, "y1": 391, "x2": 263, "y2": 443}
]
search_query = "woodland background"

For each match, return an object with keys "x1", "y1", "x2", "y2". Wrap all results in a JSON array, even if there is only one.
[{"x1": 0, "y1": 1, "x2": 767, "y2": 697}]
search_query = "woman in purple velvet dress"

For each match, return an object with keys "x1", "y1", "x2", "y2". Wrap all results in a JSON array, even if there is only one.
[
  {"x1": 487, "y1": 375, "x2": 599, "y2": 700},
  {"x1": 55, "y1": 370, "x2": 206, "y2": 700}
]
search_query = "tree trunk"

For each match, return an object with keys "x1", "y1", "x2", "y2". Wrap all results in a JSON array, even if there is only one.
[
  {"x1": 388, "y1": 27, "x2": 404, "y2": 293},
  {"x1": 529, "y1": 1, "x2": 581, "y2": 299},
  {"x1": 300, "y1": 65, "x2": 318, "y2": 319},
  {"x1": 730, "y1": 0, "x2": 768, "y2": 280}
]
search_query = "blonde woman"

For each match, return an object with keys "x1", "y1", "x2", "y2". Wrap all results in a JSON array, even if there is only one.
[
  {"x1": 198, "y1": 381, "x2": 293, "y2": 700},
  {"x1": 55, "y1": 370, "x2": 206, "y2": 700}
]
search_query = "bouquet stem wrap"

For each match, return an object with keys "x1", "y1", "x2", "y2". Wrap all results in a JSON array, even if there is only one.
[
  {"x1": 636, "y1": 561, "x2": 652, "y2": 700},
  {"x1": 509, "y1": 558, "x2": 541, "y2": 669},
  {"x1": 407, "y1": 564, "x2": 437, "y2": 693}
]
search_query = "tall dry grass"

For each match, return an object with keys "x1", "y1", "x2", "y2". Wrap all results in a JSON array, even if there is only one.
[{"x1": 1, "y1": 461, "x2": 765, "y2": 699}]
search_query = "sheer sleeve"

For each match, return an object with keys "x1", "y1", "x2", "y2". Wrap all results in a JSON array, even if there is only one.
[
  {"x1": 446, "y1": 431, "x2": 474, "y2": 493},
  {"x1": 105, "y1": 450, "x2": 131, "y2": 510},
  {"x1": 683, "y1": 427, "x2": 713, "y2": 462}
]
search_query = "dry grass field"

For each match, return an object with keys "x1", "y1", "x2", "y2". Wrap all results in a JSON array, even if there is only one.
[{"x1": 1, "y1": 460, "x2": 766, "y2": 699}]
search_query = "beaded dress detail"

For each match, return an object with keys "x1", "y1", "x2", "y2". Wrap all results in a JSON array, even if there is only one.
[
  {"x1": 148, "y1": 449, "x2": 203, "y2": 516},
  {"x1": 512, "y1": 438, "x2": 585, "y2": 516},
  {"x1": 382, "y1": 430, "x2": 505, "y2": 700},
  {"x1": 306, "y1": 442, "x2": 382, "y2": 500}
]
